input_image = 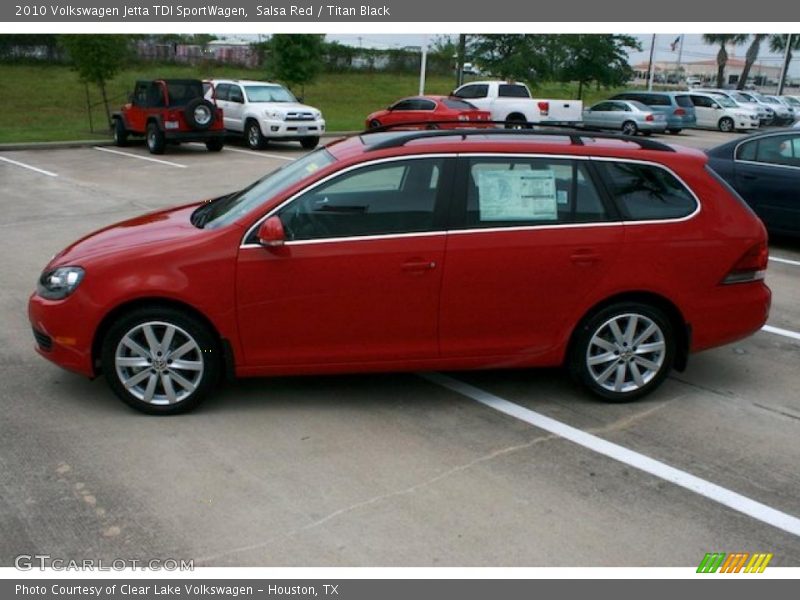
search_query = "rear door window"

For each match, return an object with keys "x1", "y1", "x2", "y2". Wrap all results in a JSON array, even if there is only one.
[
  {"x1": 737, "y1": 134, "x2": 800, "y2": 167},
  {"x1": 457, "y1": 157, "x2": 611, "y2": 228},
  {"x1": 498, "y1": 84, "x2": 531, "y2": 98},
  {"x1": 596, "y1": 161, "x2": 697, "y2": 220}
]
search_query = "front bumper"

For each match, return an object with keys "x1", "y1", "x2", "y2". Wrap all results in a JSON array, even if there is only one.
[
  {"x1": 28, "y1": 292, "x2": 96, "y2": 377},
  {"x1": 260, "y1": 119, "x2": 326, "y2": 139}
]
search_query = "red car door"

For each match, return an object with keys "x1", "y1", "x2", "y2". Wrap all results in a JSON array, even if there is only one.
[
  {"x1": 235, "y1": 156, "x2": 454, "y2": 367},
  {"x1": 439, "y1": 156, "x2": 624, "y2": 360}
]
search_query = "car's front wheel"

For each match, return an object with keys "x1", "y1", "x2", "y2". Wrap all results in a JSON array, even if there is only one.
[
  {"x1": 113, "y1": 118, "x2": 128, "y2": 146},
  {"x1": 246, "y1": 120, "x2": 266, "y2": 150},
  {"x1": 569, "y1": 302, "x2": 675, "y2": 402},
  {"x1": 718, "y1": 117, "x2": 735, "y2": 133},
  {"x1": 300, "y1": 136, "x2": 320, "y2": 150},
  {"x1": 101, "y1": 307, "x2": 220, "y2": 415}
]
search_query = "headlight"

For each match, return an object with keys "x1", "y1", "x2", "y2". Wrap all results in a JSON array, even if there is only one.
[
  {"x1": 264, "y1": 109, "x2": 285, "y2": 120},
  {"x1": 37, "y1": 266, "x2": 84, "y2": 300},
  {"x1": 314, "y1": 111, "x2": 322, "y2": 120}
]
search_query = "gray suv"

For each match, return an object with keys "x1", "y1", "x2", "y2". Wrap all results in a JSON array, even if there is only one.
[{"x1": 611, "y1": 92, "x2": 697, "y2": 134}]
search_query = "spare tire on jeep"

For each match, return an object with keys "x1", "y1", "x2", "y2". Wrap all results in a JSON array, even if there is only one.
[{"x1": 185, "y1": 98, "x2": 215, "y2": 130}]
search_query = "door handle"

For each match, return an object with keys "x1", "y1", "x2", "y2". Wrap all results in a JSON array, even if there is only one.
[
  {"x1": 402, "y1": 259, "x2": 437, "y2": 273},
  {"x1": 570, "y1": 249, "x2": 600, "y2": 266}
]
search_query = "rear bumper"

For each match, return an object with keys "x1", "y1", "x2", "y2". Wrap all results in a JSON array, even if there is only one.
[
  {"x1": 164, "y1": 129, "x2": 225, "y2": 142},
  {"x1": 689, "y1": 282, "x2": 771, "y2": 352}
]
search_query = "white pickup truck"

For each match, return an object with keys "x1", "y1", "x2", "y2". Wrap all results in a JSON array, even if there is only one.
[{"x1": 452, "y1": 81, "x2": 583, "y2": 126}]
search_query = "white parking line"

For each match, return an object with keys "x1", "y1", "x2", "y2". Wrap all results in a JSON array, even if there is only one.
[
  {"x1": 762, "y1": 325, "x2": 800, "y2": 342},
  {"x1": 422, "y1": 372, "x2": 800, "y2": 538},
  {"x1": 93, "y1": 146, "x2": 187, "y2": 168},
  {"x1": 770, "y1": 256, "x2": 800, "y2": 267},
  {"x1": 0, "y1": 155, "x2": 58, "y2": 177},
  {"x1": 187, "y1": 143, "x2": 296, "y2": 160}
]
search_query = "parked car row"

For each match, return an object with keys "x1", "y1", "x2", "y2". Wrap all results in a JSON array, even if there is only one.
[{"x1": 112, "y1": 78, "x2": 326, "y2": 154}]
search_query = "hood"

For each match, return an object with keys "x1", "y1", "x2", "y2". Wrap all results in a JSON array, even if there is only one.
[
  {"x1": 249, "y1": 102, "x2": 320, "y2": 114},
  {"x1": 49, "y1": 203, "x2": 202, "y2": 267}
]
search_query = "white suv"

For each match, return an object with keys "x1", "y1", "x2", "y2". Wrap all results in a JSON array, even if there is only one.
[
  {"x1": 206, "y1": 79, "x2": 325, "y2": 150},
  {"x1": 687, "y1": 92, "x2": 759, "y2": 132}
]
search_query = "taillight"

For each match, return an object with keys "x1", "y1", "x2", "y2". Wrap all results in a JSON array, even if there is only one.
[
  {"x1": 538, "y1": 101, "x2": 549, "y2": 116},
  {"x1": 722, "y1": 241, "x2": 768, "y2": 284},
  {"x1": 645, "y1": 114, "x2": 654, "y2": 121},
  {"x1": 674, "y1": 108, "x2": 686, "y2": 116}
]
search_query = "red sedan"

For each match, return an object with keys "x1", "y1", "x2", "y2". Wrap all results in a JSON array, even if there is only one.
[{"x1": 366, "y1": 95, "x2": 492, "y2": 129}]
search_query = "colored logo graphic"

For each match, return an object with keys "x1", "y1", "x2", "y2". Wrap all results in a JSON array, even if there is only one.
[{"x1": 697, "y1": 552, "x2": 773, "y2": 573}]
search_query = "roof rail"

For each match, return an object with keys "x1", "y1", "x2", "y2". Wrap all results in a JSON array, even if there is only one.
[{"x1": 362, "y1": 121, "x2": 676, "y2": 153}]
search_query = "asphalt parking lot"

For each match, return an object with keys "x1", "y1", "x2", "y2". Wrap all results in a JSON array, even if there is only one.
[{"x1": 1, "y1": 130, "x2": 800, "y2": 567}]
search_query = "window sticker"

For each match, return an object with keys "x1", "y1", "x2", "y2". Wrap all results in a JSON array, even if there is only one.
[
  {"x1": 477, "y1": 169, "x2": 558, "y2": 221},
  {"x1": 557, "y1": 189, "x2": 569, "y2": 205}
]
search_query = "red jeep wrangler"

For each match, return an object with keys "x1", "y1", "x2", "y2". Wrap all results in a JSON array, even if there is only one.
[{"x1": 112, "y1": 79, "x2": 225, "y2": 154}]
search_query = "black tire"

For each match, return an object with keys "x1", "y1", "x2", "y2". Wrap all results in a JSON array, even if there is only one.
[
  {"x1": 101, "y1": 306, "x2": 220, "y2": 415},
  {"x1": 642, "y1": 131, "x2": 653, "y2": 137},
  {"x1": 668, "y1": 128, "x2": 682, "y2": 135},
  {"x1": 504, "y1": 114, "x2": 529, "y2": 129},
  {"x1": 621, "y1": 120, "x2": 638, "y2": 136},
  {"x1": 146, "y1": 122, "x2": 165, "y2": 154},
  {"x1": 368, "y1": 119, "x2": 381, "y2": 130},
  {"x1": 246, "y1": 120, "x2": 266, "y2": 150},
  {"x1": 568, "y1": 302, "x2": 675, "y2": 402},
  {"x1": 113, "y1": 118, "x2": 128, "y2": 147},
  {"x1": 184, "y1": 98, "x2": 215, "y2": 130},
  {"x1": 300, "y1": 136, "x2": 320, "y2": 150},
  {"x1": 718, "y1": 117, "x2": 735, "y2": 133},
  {"x1": 205, "y1": 138, "x2": 224, "y2": 152}
]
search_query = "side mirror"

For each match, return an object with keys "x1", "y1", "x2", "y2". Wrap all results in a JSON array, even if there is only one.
[
  {"x1": 296, "y1": 96, "x2": 304, "y2": 103},
  {"x1": 257, "y1": 216, "x2": 286, "y2": 247},
  {"x1": 128, "y1": 93, "x2": 135, "y2": 104}
]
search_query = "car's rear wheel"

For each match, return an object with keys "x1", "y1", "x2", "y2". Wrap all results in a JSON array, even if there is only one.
[
  {"x1": 113, "y1": 118, "x2": 128, "y2": 146},
  {"x1": 504, "y1": 114, "x2": 529, "y2": 129},
  {"x1": 621, "y1": 120, "x2": 638, "y2": 136},
  {"x1": 101, "y1": 307, "x2": 220, "y2": 415},
  {"x1": 668, "y1": 128, "x2": 682, "y2": 135},
  {"x1": 205, "y1": 138, "x2": 224, "y2": 152},
  {"x1": 719, "y1": 117, "x2": 735, "y2": 133},
  {"x1": 146, "y1": 122, "x2": 165, "y2": 154},
  {"x1": 300, "y1": 136, "x2": 320, "y2": 150},
  {"x1": 569, "y1": 302, "x2": 674, "y2": 402},
  {"x1": 246, "y1": 120, "x2": 266, "y2": 150}
]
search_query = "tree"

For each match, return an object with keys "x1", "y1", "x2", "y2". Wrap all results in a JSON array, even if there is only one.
[
  {"x1": 265, "y1": 34, "x2": 324, "y2": 97},
  {"x1": 770, "y1": 34, "x2": 800, "y2": 93},
  {"x1": 702, "y1": 34, "x2": 747, "y2": 88},
  {"x1": 59, "y1": 35, "x2": 130, "y2": 126},
  {"x1": 468, "y1": 35, "x2": 538, "y2": 81},
  {"x1": 737, "y1": 34, "x2": 767, "y2": 90},
  {"x1": 559, "y1": 34, "x2": 641, "y2": 99}
]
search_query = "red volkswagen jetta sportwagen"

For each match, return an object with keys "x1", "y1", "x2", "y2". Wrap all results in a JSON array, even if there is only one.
[{"x1": 29, "y1": 129, "x2": 771, "y2": 414}]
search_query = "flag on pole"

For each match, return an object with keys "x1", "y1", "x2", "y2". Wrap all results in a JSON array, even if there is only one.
[{"x1": 670, "y1": 36, "x2": 681, "y2": 52}]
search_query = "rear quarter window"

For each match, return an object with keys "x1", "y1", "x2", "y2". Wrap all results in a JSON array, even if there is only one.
[
  {"x1": 675, "y1": 95, "x2": 693, "y2": 108},
  {"x1": 596, "y1": 161, "x2": 697, "y2": 220},
  {"x1": 498, "y1": 84, "x2": 531, "y2": 98}
]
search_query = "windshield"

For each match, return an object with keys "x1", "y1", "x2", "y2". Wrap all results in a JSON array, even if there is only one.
[
  {"x1": 716, "y1": 96, "x2": 737, "y2": 108},
  {"x1": 730, "y1": 92, "x2": 751, "y2": 103},
  {"x1": 199, "y1": 148, "x2": 336, "y2": 229},
  {"x1": 785, "y1": 96, "x2": 800, "y2": 107},
  {"x1": 245, "y1": 85, "x2": 297, "y2": 103}
]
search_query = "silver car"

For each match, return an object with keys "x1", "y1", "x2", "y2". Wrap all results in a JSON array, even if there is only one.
[{"x1": 582, "y1": 100, "x2": 667, "y2": 135}]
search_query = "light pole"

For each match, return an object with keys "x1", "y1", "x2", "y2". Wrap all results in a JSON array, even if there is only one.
[{"x1": 647, "y1": 34, "x2": 657, "y2": 91}]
